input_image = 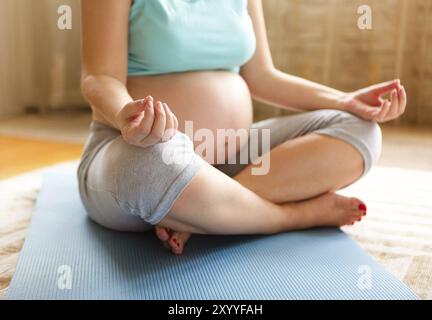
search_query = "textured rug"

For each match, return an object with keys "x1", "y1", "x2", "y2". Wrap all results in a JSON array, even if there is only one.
[{"x1": 1, "y1": 162, "x2": 431, "y2": 299}]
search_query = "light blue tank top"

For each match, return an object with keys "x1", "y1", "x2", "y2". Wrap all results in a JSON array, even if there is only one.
[{"x1": 128, "y1": 0, "x2": 256, "y2": 75}]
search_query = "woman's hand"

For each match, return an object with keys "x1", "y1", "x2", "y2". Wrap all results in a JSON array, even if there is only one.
[
  {"x1": 342, "y1": 79, "x2": 407, "y2": 123},
  {"x1": 115, "y1": 96, "x2": 178, "y2": 147}
]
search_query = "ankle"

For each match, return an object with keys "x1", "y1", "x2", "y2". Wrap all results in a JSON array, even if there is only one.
[{"x1": 281, "y1": 203, "x2": 308, "y2": 231}]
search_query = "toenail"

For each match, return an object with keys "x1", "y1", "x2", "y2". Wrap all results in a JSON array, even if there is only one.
[
  {"x1": 357, "y1": 218, "x2": 361, "y2": 221},
  {"x1": 358, "y1": 203, "x2": 367, "y2": 212}
]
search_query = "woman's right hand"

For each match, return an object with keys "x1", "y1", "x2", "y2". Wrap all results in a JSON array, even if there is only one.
[{"x1": 115, "y1": 96, "x2": 178, "y2": 148}]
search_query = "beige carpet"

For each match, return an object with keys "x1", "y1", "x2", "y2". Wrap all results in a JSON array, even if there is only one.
[
  {"x1": 1, "y1": 162, "x2": 431, "y2": 299},
  {"x1": 340, "y1": 166, "x2": 432, "y2": 299}
]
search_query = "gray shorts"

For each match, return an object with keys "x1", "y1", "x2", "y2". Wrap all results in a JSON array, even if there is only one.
[{"x1": 77, "y1": 109, "x2": 382, "y2": 232}]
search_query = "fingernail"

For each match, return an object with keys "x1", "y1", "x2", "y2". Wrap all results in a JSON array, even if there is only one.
[
  {"x1": 357, "y1": 218, "x2": 361, "y2": 222},
  {"x1": 358, "y1": 203, "x2": 367, "y2": 212},
  {"x1": 146, "y1": 95, "x2": 153, "y2": 101}
]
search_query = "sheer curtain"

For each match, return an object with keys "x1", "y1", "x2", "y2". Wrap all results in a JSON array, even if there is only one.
[
  {"x1": 259, "y1": 0, "x2": 432, "y2": 126},
  {"x1": 0, "y1": 0, "x2": 431, "y2": 125},
  {"x1": 0, "y1": 0, "x2": 34, "y2": 117},
  {"x1": 0, "y1": 0, "x2": 83, "y2": 118}
]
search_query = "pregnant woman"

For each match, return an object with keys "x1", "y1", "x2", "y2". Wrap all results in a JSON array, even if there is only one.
[{"x1": 79, "y1": 0, "x2": 407, "y2": 255}]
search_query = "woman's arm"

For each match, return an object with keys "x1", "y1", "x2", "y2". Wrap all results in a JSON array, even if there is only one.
[
  {"x1": 80, "y1": 0, "x2": 133, "y2": 129},
  {"x1": 241, "y1": 0, "x2": 406, "y2": 122},
  {"x1": 80, "y1": 0, "x2": 178, "y2": 146},
  {"x1": 241, "y1": 0, "x2": 346, "y2": 111}
]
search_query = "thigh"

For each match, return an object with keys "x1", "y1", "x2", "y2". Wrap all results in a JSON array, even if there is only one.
[
  {"x1": 229, "y1": 110, "x2": 378, "y2": 203},
  {"x1": 81, "y1": 136, "x2": 153, "y2": 232},
  {"x1": 80, "y1": 130, "x2": 204, "y2": 231},
  {"x1": 215, "y1": 110, "x2": 344, "y2": 177}
]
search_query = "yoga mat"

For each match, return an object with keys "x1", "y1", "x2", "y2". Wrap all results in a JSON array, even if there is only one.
[{"x1": 7, "y1": 168, "x2": 418, "y2": 300}]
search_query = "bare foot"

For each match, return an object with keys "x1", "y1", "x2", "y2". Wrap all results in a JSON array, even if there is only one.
[
  {"x1": 155, "y1": 226, "x2": 192, "y2": 255},
  {"x1": 155, "y1": 226, "x2": 171, "y2": 248},
  {"x1": 168, "y1": 231, "x2": 192, "y2": 255},
  {"x1": 286, "y1": 192, "x2": 367, "y2": 229},
  {"x1": 155, "y1": 193, "x2": 365, "y2": 254}
]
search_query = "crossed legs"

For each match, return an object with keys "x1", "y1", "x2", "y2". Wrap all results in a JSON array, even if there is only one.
[
  {"x1": 159, "y1": 133, "x2": 365, "y2": 233},
  {"x1": 157, "y1": 110, "x2": 382, "y2": 253}
]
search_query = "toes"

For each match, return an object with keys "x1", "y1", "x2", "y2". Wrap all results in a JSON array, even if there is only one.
[
  {"x1": 357, "y1": 202, "x2": 367, "y2": 221},
  {"x1": 358, "y1": 203, "x2": 367, "y2": 216},
  {"x1": 348, "y1": 198, "x2": 367, "y2": 225},
  {"x1": 169, "y1": 232, "x2": 192, "y2": 255},
  {"x1": 155, "y1": 226, "x2": 171, "y2": 241},
  {"x1": 162, "y1": 241, "x2": 171, "y2": 249},
  {"x1": 169, "y1": 236, "x2": 183, "y2": 255},
  {"x1": 171, "y1": 236, "x2": 186, "y2": 255}
]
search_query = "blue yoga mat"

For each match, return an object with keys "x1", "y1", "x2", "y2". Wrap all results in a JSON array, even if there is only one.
[{"x1": 7, "y1": 168, "x2": 417, "y2": 300}]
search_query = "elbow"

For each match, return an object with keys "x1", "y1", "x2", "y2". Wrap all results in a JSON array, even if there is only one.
[
  {"x1": 241, "y1": 66, "x2": 277, "y2": 100},
  {"x1": 80, "y1": 73, "x2": 94, "y2": 102},
  {"x1": 80, "y1": 71, "x2": 126, "y2": 100},
  {"x1": 80, "y1": 73, "x2": 107, "y2": 103}
]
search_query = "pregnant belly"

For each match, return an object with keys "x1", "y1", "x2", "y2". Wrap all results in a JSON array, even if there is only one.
[{"x1": 127, "y1": 71, "x2": 254, "y2": 161}]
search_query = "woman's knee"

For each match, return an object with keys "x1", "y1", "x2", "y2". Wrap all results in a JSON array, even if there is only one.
[
  {"x1": 316, "y1": 110, "x2": 382, "y2": 173},
  {"x1": 337, "y1": 111, "x2": 382, "y2": 170},
  {"x1": 361, "y1": 119, "x2": 382, "y2": 166},
  {"x1": 108, "y1": 133, "x2": 204, "y2": 225}
]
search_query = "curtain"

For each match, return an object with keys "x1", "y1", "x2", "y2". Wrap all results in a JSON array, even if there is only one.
[
  {"x1": 259, "y1": 0, "x2": 432, "y2": 126},
  {"x1": 0, "y1": 0, "x2": 83, "y2": 117},
  {"x1": 0, "y1": 0, "x2": 431, "y2": 126}
]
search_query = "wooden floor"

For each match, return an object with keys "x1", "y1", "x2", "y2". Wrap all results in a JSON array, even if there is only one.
[
  {"x1": 0, "y1": 113, "x2": 90, "y2": 179},
  {"x1": 378, "y1": 125, "x2": 432, "y2": 171},
  {"x1": 0, "y1": 136, "x2": 84, "y2": 179},
  {"x1": 0, "y1": 113, "x2": 431, "y2": 179}
]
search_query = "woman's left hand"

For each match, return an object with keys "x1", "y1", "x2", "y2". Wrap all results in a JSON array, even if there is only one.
[{"x1": 342, "y1": 79, "x2": 407, "y2": 123}]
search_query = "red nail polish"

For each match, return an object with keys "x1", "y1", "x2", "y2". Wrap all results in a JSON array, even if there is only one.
[
  {"x1": 358, "y1": 203, "x2": 367, "y2": 212},
  {"x1": 357, "y1": 218, "x2": 361, "y2": 221}
]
